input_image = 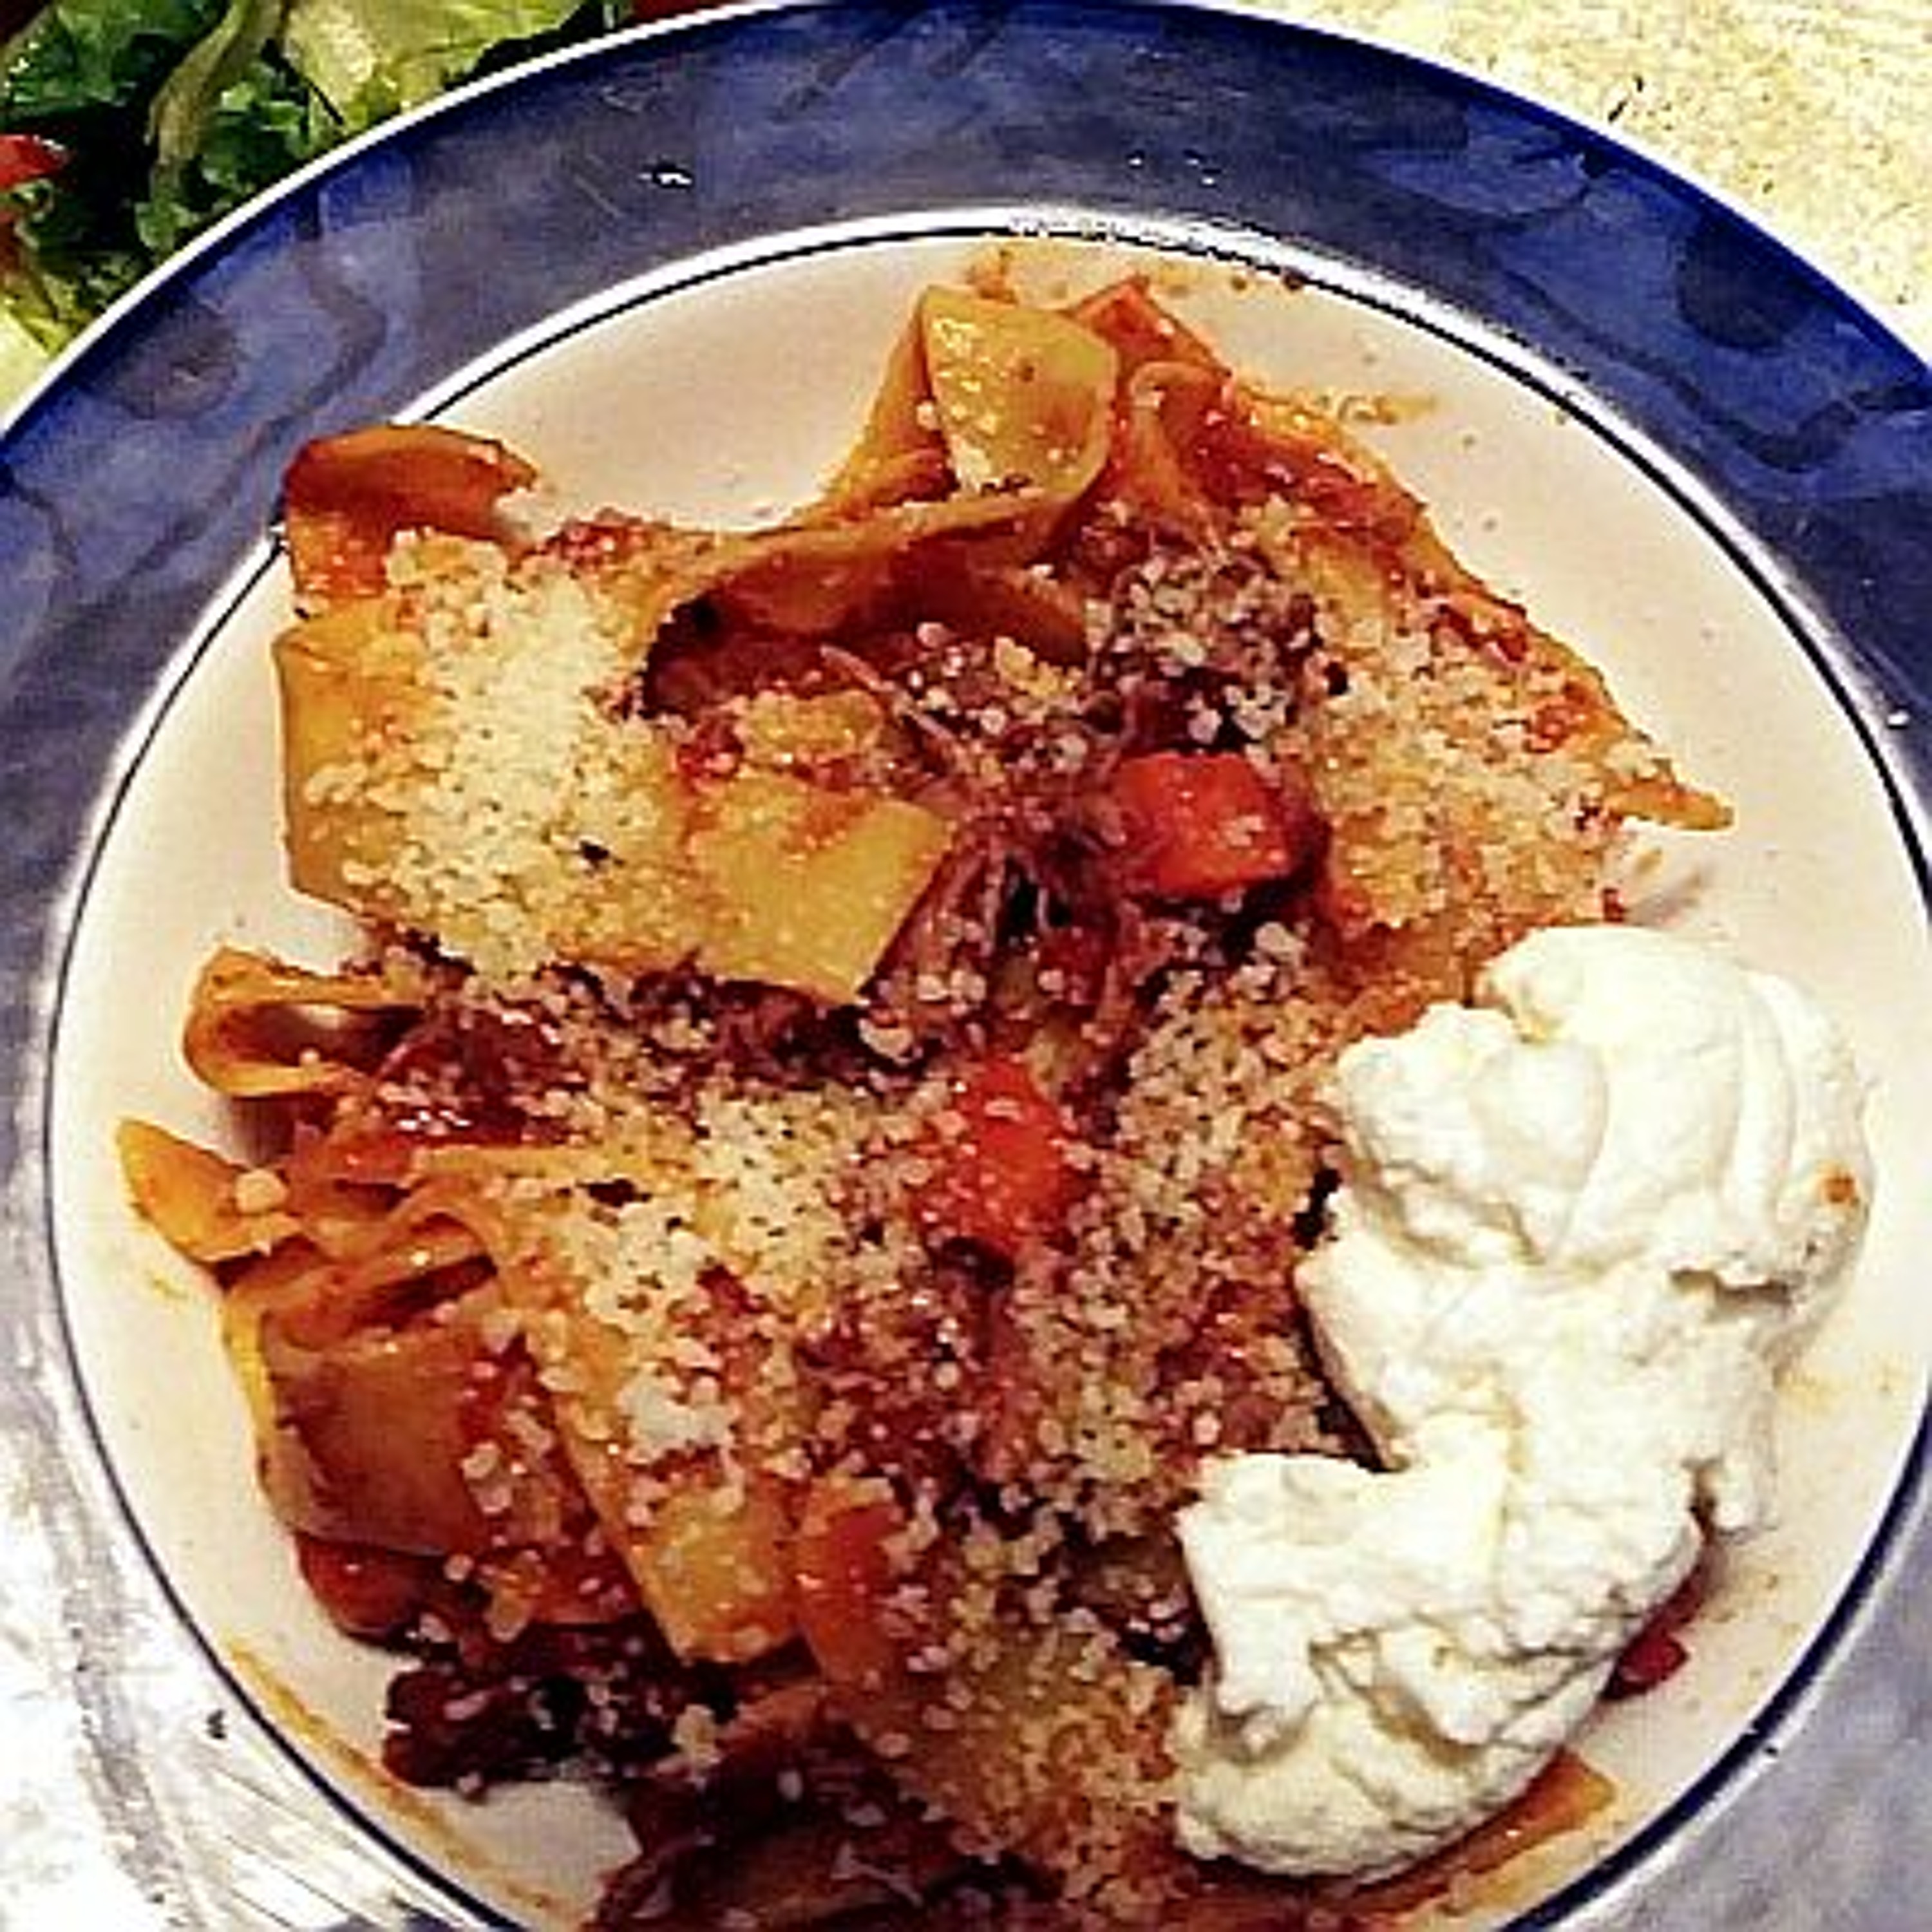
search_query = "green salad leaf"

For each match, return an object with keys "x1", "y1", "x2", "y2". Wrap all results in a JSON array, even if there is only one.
[
  {"x1": 0, "y1": 0, "x2": 637, "y2": 371},
  {"x1": 148, "y1": 0, "x2": 284, "y2": 166},
  {"x1": 283, "y1": 0, "x2": 620, "y2": 129},
  {"x1": 135, "y1": 0, "x2": 334, "y2": 258},
  {"x1": 0, "y1": 0, "x2": 226, "y2": 121}
]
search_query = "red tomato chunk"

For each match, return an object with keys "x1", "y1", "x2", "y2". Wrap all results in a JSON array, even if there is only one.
[
  {"x1": 1109, "y1": 750, "x2": 1318, "y2": 899},
  {"x1": 913, "y1": 1057, "x2": 1081, "y2": 1257},
  {"x1": 0, "y1": 133, "x2": 64, "y2": 194},
  {"x1": 1608, "y1": 1566, "x2": 1703, "y2": 1698}
]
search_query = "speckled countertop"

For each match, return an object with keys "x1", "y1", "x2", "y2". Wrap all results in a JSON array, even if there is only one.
[
  {"x1": 1, "y1": 5, "x2": 1926, "y2": 1931},
  {"x1": 1259, "y1": 0, "x2": 1931, "y2": 348}
]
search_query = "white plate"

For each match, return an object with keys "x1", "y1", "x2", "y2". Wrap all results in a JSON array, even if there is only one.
[
  {"x1": 5, "y1": 8, "x2": 1929, "y2": 1927},
  {"x1": 47, "y1": 224, "x2": 1932, "y2": 1925}
]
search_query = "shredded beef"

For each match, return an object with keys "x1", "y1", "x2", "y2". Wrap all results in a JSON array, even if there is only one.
[{"x1": 384, "y1": 1614, "x2": 723, "y2": 1788}]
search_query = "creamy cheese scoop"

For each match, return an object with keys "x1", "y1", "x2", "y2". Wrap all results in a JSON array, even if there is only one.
[{"x1": 1173, "y1": 924, "x2": 1871, "y2": 1879}]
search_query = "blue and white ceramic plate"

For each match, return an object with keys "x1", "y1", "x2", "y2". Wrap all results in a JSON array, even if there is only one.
[{"x1": 3, "y1": 5, "x2": 1928, "y2": 1927}]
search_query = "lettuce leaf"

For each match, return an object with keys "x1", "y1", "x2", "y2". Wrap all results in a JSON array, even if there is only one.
[
  {"x1": 0, "y1": 1, "x2": 337, "y2": 345},
  {"x1": 0, "y1": 294, "x2": 48, "y2": 392},
  {"x1": 0, "y1": 172, "x2": 147, "y2": 344},
  {"x1": 282, "y1": 0, "x2": 621, "y2": 129},
  {"x1": 148, "y1": 0, "x2": 283, "y2": 166},
  {"x1": 0, "y1": 0, "x2": 227, "y2": 122},
  {"x1": 0, "y1": 0, "x2": 632, "y2": 365},
  {"x1": 138, "y1": 42, "x2": 337, "y2": 258}
]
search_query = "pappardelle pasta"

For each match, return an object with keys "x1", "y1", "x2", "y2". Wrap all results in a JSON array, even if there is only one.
[{"x1": 124, "y1": 274, "x2": 1725, "y2": 1927}]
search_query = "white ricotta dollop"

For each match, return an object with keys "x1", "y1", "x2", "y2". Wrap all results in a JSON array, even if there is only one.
[{"x1": 1173, "y1": 924, "x2": 1871, "y2": 1879}]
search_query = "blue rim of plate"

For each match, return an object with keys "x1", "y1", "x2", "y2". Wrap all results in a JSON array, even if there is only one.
[{"x1": 3, "y1": 3, "x2": 1929, "y2": 1926}]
